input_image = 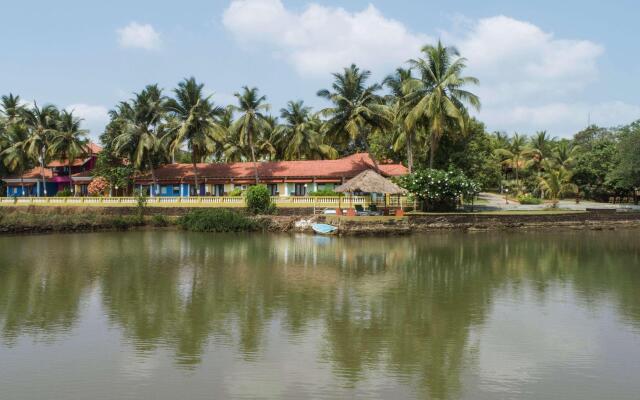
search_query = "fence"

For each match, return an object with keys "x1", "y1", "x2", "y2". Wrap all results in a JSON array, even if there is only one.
[{"x1": 0, "y1": 195, "x2": 407, "y2": 208}]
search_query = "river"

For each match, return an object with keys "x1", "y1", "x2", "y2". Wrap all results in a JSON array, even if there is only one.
[{"x1": 0, "y1": 230, "x2": 639, "y2": 399}]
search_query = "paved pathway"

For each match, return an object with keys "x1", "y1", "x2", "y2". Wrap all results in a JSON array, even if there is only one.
[{"x1": 474, "y1": 192, "x2": 640, "y2": 212}]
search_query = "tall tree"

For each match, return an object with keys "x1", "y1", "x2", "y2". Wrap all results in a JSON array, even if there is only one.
[
  {"x1": 0, "y1": 94, "x2": 27, "y2": 124},
  {"x1": 165, "y1": 78, "x2": 224, "y2": 195},
  {"x1": 231, "y1": 87, "x2": 270, "y2": 183},
  {"x1": 404, "y1": 41, "x2": 480, "y2": 168},
  {"x1": 317, "y1": 64, "x2": 392, "y2": 170},
  {"x1": 537, "y1": 163, "x2": 578, "y2": 206},
  {"x1": 49, "y1": 110, "x2": 88, "y2": 194},
  {"x1": 24, "y1": 103, "x2": 59, "y2": 196},
  {"x1": 1, "y1": 124, "x2": 32, "y2": 195},
  {"x1": 384, "y1": 68, "x2": 422, "y2": 172},
  {"x1": 495, "y1": 133, "x2": 528, "y2": 192},
  {"x1": 280, "y1": 100, "x2": 336, "y2": 160},
  {"x1": 112, "y1": 84, "x2": 167, "y2": 194}
]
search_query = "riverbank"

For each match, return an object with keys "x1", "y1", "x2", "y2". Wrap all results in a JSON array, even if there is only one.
[{"x1": 1, "y1": 206, "x2": 639, "y2": 236}]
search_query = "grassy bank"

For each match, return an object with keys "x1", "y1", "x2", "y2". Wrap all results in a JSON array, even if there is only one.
[
  {"x1": 0, "y1": 208, "x2": 267, "y2": 235},
  {"x1": 0, "y1": 209, "x2": 148, "y2": 233}
]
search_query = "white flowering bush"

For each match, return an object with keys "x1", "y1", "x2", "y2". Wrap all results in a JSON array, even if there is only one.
[{"x1": 398, "y1": 169, "x2": 481, "y2": 211}]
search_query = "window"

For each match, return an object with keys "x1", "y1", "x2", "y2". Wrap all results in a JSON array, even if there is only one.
[
  {"x1": 294, "y1": 183, "x2": 307, "y2": 196},
  {"x1": 173, "y1": 185, "x2": 180, "y2": 195},
  {"x1": 214, "y1": 184, "x2": 225, "y2": 196},
  {"x1": 267, "y1": 184, "x2": 278, "y2": 196}
]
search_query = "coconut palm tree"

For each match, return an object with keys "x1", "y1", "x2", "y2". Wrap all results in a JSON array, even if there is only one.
[
  {"x1": 538, "y1": 163, "x2": 578, "y2": 207},
  {"x1": 24, "y1": 103, "x2": 59, "y2": 196},
  {"x1": 383, "y1": 68, "x2": 422, "y2": 172},
  {"x1": 525, "y1": 131, "x2": 556, "y2": 198},
  {"x1": 112, "y1": 84, "x2": 167, "y2": 194},
  {"x1": 0, "y1": 94, "x2": 27, "y2": 124},
  {"x1": 280, "y1": 100, "x2": 337, "y2": 160},
  {"x1": 317, "y1": 64, "x2": 392, "y2": 170},
  {"x1": 495, "y1": 133, "x2": 528, "y2": 192},
  {"x1": 48, "y1": 110, "x2": 88, "y2": 194},
  {"x1": 165, "y1": 78, "x2": 225, "y2": 195},
  {"x1": 552, "y1": 141, "x2": 580, "y2": 169},
  {"x1": 1, "y1": 123, "x2": 32, "y2": 195},
  {"x1": 231, "y1": 87, "x2": 271, "y2": 183},
  {"x1": 404, "y1": 41, "x2": 480, "y2": 168}
]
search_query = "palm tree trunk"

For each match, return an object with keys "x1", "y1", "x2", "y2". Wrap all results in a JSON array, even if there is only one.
[
  {"x1": 192, "y1": 150, "x2": 199, "y2": 197},
  {"x1": 249, "y1": 135, "x2": 259, "y2": 184},
  {"x1": 147, "y1": 153, "x2": 157, "y2": 197},
  {"x1": 407, "y1": 133, "x2": 414, "y2": 173},
  {"x1": 429, "y1": 131, "x2": 438, "y2": 169},
  {"x1": 69, "y1": 159, "x2": 74, "y2": 196},
  {"x1": 362, "y1": 134, "x2": 380, "y2": 173},
  {"x1": 40, "y1": 146, "x2": 47, "y2": 197}
]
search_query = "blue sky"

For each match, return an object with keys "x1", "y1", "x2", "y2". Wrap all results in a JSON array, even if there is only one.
[{"x1": 1, "y1": 0, "x2": 639, "y2": 140}]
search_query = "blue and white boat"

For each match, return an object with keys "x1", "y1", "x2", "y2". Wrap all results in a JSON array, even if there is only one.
[{"x1": 311, "y1": 223, "x2": 338, "y2": 235}]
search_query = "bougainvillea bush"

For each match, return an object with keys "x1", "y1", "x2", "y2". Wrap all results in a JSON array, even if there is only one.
[
  {"x1": 87, "y1": 177, "x2": 109, "y2": 196},
  {"x1": 398, "y1": 169, "x2": 480, "y2": 211}
]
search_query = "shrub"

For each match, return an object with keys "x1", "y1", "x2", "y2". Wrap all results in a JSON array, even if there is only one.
[
  {"x1": 517, "y1": 194, "x2": 542, "y2": 205},
  {"x1": 56, "y1": 187, "x2": 72, "y2": 197},
  {"x1": 135, "y1": 190, "x2": 148, "y2": 219},
  {"x1": 150, "y1": 214, "x2": 169, "y2": 227},
  {"x1": 110, "y1": 215, "x2": 142, "y2": 230},
  {"x1": 228, "y1": 188, "x2": 243, "y2": 197},
  {"x1": 398, "y1": 169, "x2": 481, "y2": 211},
  {"x1": 178, "y1": 209, "x2": 258, "y2": 232},
  {"x1": 88, "y1": 177, "x2": 109, "y2": 196},
  {"x1": 245, "y1": 185, "x2": 275, "y2": 215}
]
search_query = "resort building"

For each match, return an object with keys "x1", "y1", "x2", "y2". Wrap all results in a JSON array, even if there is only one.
[
  {"x1": 3, "y1": 143, "x2": 101, "y2": 196},
  {"x1": 134, "y1": 153, "x2": 408, "y2": 197}
]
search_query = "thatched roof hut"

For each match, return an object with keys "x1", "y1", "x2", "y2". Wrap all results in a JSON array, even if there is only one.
[{"x1": 335, "y1": 169, "x2": 407, "y2": 194}]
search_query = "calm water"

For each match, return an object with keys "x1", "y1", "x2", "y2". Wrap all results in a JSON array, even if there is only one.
[{"x1": 0, "y1": 230, "x2": 639, "y2": 400}]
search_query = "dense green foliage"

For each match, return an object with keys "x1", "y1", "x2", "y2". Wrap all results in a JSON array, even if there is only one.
[
  {"x1": 245, "y1": 185, "x2": 275, "y2": 215},
  {"x1": 177, "y1": 209, "x2": 258, "y2": 232},
  {"x1": 398, "y1": 169, "x2": 480, "y2": 211},
  {"x1": 517, "y1": 194, "x2": 543, "y2": 205},
  {"x1": 1, "y1": 41, "x2": 638, "y2": 204}
]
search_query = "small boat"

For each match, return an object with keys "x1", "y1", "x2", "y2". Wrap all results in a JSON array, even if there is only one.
[{"x1": 311, "y1": 223, "x2": 338, "y2": 235}]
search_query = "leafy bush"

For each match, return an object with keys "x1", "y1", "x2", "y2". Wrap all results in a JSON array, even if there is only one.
[
  {"x1": 150, "y1": 214, "x2": 169, "y2": 227},
  {"x1": 178, "y1": 209, "x2": 258, "y2": 232},
  {"x1": 228, "y1": 188, "x2": 243, "y2": 197},
  {"x1": 308, "y1": 189, "x2": 344, "y2": 197},
  {"x1": 55, "y1": 187, "x2": 72, "y2": 197},
  {"x1": 88, "y1": 177, "x2": 109, "y2": 196},
  {"x1": 245, "y1": 185, "x2": 275, "y2": 215},
  {"x1": 517, "y1": 194, "x2": 542, "y2": 205},
  {"x1": 110, "y1": 215, "x2": 144, "y2": 230},
  {"x1": 398, "y1": 169, "x2": 481, "y2": 211}
]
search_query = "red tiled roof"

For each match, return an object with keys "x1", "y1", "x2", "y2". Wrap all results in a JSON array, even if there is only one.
[
  {"x1": 4, "y1": 167, "x2": 53, "y2": 181},
  {"x1": 47, "y1": 143, "x2": 102, "y2": 167},
  {"x1": 137, "y1": 153, "x2": 408, "y2": 183}
]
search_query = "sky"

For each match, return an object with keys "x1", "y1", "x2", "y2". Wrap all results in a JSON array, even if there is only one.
[{"x1": 1, "y1": 0, "x2": 639, "y2": 140}]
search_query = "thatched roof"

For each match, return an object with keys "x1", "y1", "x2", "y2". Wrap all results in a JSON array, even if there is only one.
[{"x1": 335, "y1": 169, "x2": 407, "y2": 195}]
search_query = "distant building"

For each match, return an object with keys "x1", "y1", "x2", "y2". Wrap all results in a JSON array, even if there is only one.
[
  {"x1": 134, "y1": 153, "x2": 408, "y2": 197},
  {"x1": 2, "y1": 143, "x2": 101, "y2": 196}
]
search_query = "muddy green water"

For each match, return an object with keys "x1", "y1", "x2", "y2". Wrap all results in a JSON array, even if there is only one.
[{"x1": 0, "y1": 230, "x2": 639, "y2": 399}]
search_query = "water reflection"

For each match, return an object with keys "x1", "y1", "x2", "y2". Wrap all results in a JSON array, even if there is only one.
[{"x1": 0, "y1": 230, "x2": 639, "y2": 399}]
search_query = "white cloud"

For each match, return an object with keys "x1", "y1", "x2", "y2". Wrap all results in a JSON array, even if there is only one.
[
  {"x1": 439, "y1": 15, "x2": 640, "y2": 136},
  {"x1": 65, "y1": 104, "x2": 109, "y2": 139},
  {"x1": 450, "y1": 16, "x2": 604, "y2": 106},
  {"x1": 117, "y1": 22, "x2": 162, "y2": 50},
  {"x1": 481, "y1": 101, "x2": 640, "y2": 135},
  {"x1": 222, "y1": 0, "x2": 430, "y2": 76}
]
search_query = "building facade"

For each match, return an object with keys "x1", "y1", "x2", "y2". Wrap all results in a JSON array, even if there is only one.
[
  {"x1": 3, "y1": 143, "x2": 101, "y2": 196},
  {"x1": 134, "y1": 153, "x2": 408, "y2": 197}
]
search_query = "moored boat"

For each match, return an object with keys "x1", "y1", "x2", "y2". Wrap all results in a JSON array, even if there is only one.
[{"x1": 311, "y1": 223, "x2": 338, "y2": 235}]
